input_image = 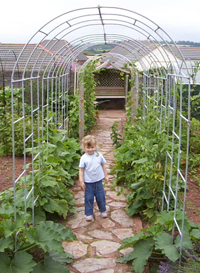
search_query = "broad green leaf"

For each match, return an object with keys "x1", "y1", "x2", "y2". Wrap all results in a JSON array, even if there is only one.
[
  {"x1": 46, "y1": 156, "x2": 63, "y2": 165},
  {"x1": 189, "y1": 221, "x2": 200, "y2": 229},
  {"x1": 145, "y1": 209, "x2": 155, "y2": 218},
  {"x1": 145, "y1": 224, "x2": 164, "y2": 236},
  {"x1": 67, "y1": 169, "x2": 78, "y2": 177},
  {"x1": 43, "y1": 199, "x2": 69, "y2": 218},
  {"x1": 146, "y1": 199, "x2": 155, "y2": 208},
  {"x1": 123, "y1": 238, "x2": 154, "y2": 273},
  {"x1": 38, "y1": 197, "x2": 49, "y2": 206},
  {"x1": 117, "y1": 250, "x2": 136, "y2": 263},
  {"x1": 34, "y1": 210, "x2": 46, "y2": 225},
  {"x1": 150, "y1": 264, "x2": 159, "y2": 273},
  {"x1": 136, "y1": 188, "x2": 152, "y2": 199},
  {"x1": 0, "y1": 205, "x2": 14, "y2": 218},
  {"x1": 127, "y1": 199, "x2": 143, "y2": 216},
  {"x1": 69, "y1": 206, "x2": 77, "y2": 214},
  {"x1": 56, "y1": 168, "x2": 70, "y2": 177},
  {"x1": 119, "y1": 232, "x2": 151, "y2": 250},
  {"x1": 158, "y1": 210, "x2": 181, "y2": 226},
  {"x1": 155, "y1": 232, "x2": 179, "y2": 262},
  {"x1": 2, "y1": 217, "x2": 25, "y2": 238},
  {"x1": 0, "y1": 188, "x2": 14, "y2": 202},
  {"x1": 60, "y1": 151, "x2": 70, "y2": 157},
  {"x1": 0, "y1": 251, "x2": 36, "y2": 273},
  {"x1": 40, "y1": 177, "x2": 58, "y2": 187},
  {"x1": 0, "y1": 237, "x2": 14, "y2": 251},
  {"x1": 175, "y1": 232, "x2": 193, "y2": 249},
  {"x1": 131, "y1": 157, "x2": 148, "y2": 165},
  {"x1": 40, "y1": 221, "x2": 77, "y2": 241},
  {"x1": 0, "y1": 252, "x2": 11, "y2": 273},
  {"x1": 130, "y1": 181, "x2": 145, "y2": 190},
  {"x1": 190, "y1": 228, "x2": 200, "y2": 240},
  {"x1": 49, "y1": 251, "x2": 73, "y2": 264},
  {"x1": 44, "y1": 143, "x2": 57, "y2": 153},
  {"x1": 26, "y1": 225, "x2": 65, "y2": 254}
]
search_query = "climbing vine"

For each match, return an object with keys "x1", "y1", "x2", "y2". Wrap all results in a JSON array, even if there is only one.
[{"x1": 69, "y1": 59, "x2": 98, "y2": 138}]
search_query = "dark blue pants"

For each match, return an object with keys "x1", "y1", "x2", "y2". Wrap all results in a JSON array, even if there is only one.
[{"x1": 85, "y1": 180, "x2": 106, "y2": 216}]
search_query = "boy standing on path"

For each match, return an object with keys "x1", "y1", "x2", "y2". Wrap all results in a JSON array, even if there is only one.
[{"x1": 79, "y1": 135, "x2": 109, "y2": 221}]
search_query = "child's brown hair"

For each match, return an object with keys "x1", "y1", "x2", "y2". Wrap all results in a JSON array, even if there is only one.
[{"x1": 81, "y1": 135, "x2": 99, "y2": 155}]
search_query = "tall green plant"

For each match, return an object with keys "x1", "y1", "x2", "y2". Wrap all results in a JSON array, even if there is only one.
[
  {"x1": 112, "y1": 102, "x2": 180, "y2": 222},
  {"x1": 0, "y1": 86, "x2": 37, "y2": 156},
  {"x1": 25, "y1": 126, "x2": 80, "y2": 218},
  {"x1": 110, "y1": 121, "x2": 123, "y2": 148},
  {"x1": 0, "y1": 125, "x2": 80, "y2": 219},
  {"x1": 69, "y1": 59, "x2": 98, "y2": 138},
  {"x1": 0, "y1": 125, "x2": 80, "y2": 272}
]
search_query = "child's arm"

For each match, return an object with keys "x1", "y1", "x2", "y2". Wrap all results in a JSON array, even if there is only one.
[
  {"x1": 102, "y1": 163, "x2": 109, "y2": 183},
  {"x1": 79, "y1": 168, "x2": 85, "y2": 190}
]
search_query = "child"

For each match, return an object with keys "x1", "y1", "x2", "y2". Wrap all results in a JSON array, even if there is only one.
[{"x1": 79, "y1": 135, "x2": 109, "y2": 221}]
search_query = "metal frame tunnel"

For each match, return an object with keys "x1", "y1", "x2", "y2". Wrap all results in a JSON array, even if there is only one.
[{"x1": 11, "y1": 5, "x2": 191, "y2": 255}]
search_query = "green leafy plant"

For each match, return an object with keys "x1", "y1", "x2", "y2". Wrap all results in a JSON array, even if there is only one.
[
  {"x1": 0, "y1": 86, "x2": 22, "y2": 115},
  {"x1": 22, "y1": 126, "x2": 80, "y2": 218},
  {"x1": 0, "y1": 86, "x2": 38, "y2": 156},
  {"x1": 0, "y1": 112, "x2": 35, "y2": 156},
  {"x1": 112, "y1": 105, "x2": 172, "y2": 222},
  {"x1": 158, "y1": 245, "x2": 200, "y2": 272},
  {"x1": 117, "y1": 210, "x2": 200, "y2": 273},
  {"x1": 187, "y1": 118, "x2": 200, "y2": 172},
  {"x1": 68, "y1": 94, "x2": 80, "y2": 138},
  {"x1": 110, "y1": 121, "x2": 123, "y2": 148},
  {"x1": 0, "y1": 124, "x2": 80, "y2": 272},
  {"x1": 0, "y1": 207, "x2": 76, "y2": 273}
]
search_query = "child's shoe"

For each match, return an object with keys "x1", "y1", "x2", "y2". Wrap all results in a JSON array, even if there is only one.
[
  {"x1": 86, "y1": 215, "x2": 93, "y2": 221},
  {"x1": 101, "y1": 211, "x2": 107, "y2": 218}
]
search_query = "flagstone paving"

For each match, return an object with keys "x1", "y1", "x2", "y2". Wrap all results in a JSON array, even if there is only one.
[{"x1": 63, "y1": 110, "x2": 143, "y2": 273}]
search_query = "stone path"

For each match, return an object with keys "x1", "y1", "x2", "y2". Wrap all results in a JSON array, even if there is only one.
[{"x1": 63, "y1": 110, "x2": 143, "y2": 273}]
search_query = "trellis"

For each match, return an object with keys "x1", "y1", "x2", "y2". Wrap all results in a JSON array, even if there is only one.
[
  {"x1": 11, "y1": 6, "x2": 191, "y2": 257},
  {"x1": 95, "y1": 69, "x2": 124, "y2": 87}
]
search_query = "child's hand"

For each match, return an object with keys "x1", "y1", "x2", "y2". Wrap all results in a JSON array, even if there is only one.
[
  {"x1": 80, "y1": 181, "x2": 85, "y2": 191},
  {"x1": 105, "y1": 175, "x2": 109, "y2": 184}
]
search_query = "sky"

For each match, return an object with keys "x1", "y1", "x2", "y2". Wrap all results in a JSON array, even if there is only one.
[{"x1": 1, "y1": 0, "x2": 200, "y2": 44}]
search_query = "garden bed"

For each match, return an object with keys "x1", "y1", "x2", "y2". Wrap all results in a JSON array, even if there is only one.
[{"x1": 1, "y1": 156, "x2": 200, "y2": 225}]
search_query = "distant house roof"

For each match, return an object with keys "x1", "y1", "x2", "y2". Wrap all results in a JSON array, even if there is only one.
[
  {"x1": 0, "y1": 43, "x2": 36, "y2": 70},
  {"x1": 103, "y1": 41, "x2": 200, "y2": 73},
  {"x1": 108, "y1": 40, "x2": 157, "y2": 62},
  {"x1": 108, "y1": 41, "x2": 200, "y2": 65},
  {"x1": 166, "y1": 46, "x2": 200, "y2": 61},
  {"x1": 1, "y1": 40, "x2": 200, "y2": 83},
  {"x1": 76, "y1": 52, "x2": 88, "y2": 62},
  {"x1": 164, "y1": 46, "x2": 200, "y2": 83},
  {"x1": 0, "y1": 40, "x2": 88, "y2": 72}
]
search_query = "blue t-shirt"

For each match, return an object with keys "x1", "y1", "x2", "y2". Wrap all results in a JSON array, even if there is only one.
[{"x1": 79, "y1": 151, "x2": 106, "y2": 183}]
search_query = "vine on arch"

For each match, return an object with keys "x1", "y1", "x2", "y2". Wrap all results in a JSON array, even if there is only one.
[{"x1": 69, "y1": 59, "x2": 98, "y2": 138}]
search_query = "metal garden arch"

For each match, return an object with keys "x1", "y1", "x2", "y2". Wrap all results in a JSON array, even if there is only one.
[{"x1": 11, "y1": 6, "x2": 191, "y2": 254}]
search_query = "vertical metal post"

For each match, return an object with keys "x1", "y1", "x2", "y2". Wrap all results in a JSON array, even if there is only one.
[
  {"x1": 79, "y1": 84, "x2": 84, "y2": 141},
  {"x1": 131, "y1": 86, "x2": 137, "y2": 124},
  {"x1": 125, "y1": 74, "x2": 129, "y2": 104},
  {"x1": 135, "y1": 71, "x2": 139, "y2": 108},
  {"x1": 74, "y1": 66, "x2": 77, "y2": 96}
]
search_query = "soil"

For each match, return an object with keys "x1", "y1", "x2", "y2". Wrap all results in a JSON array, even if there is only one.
[{"x1": 0, "y1": 156, "x2": 32, "y2": 192}]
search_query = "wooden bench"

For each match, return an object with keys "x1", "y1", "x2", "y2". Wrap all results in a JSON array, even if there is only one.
[{"x1": 94, "y1": 87, "x2": 125, "y2": 98}]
